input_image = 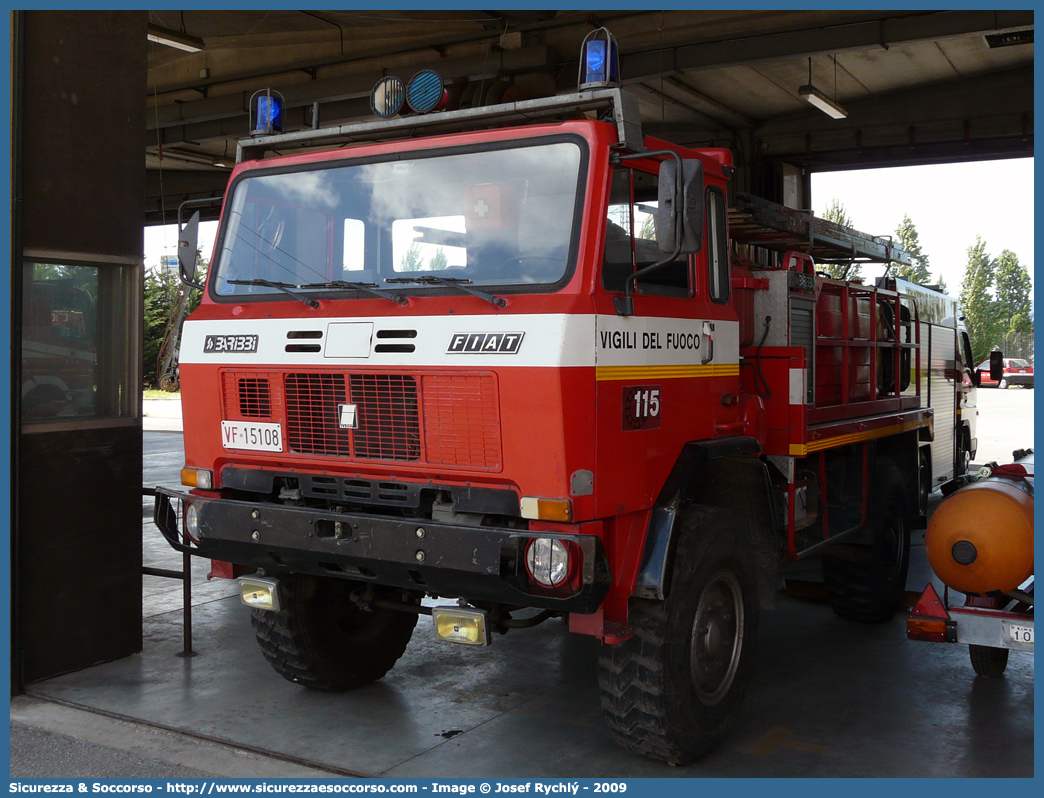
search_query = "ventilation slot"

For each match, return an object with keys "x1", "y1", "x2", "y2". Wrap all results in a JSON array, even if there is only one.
[
  {"x1": 376, "y1": 330, "x2": 417, "y2": 338},
  {"x1": 349, "y1": 374, "x2": 420, "y2": 461},
  {"x1": 287, "y1": 331, "x2": 323, "y2": 339},
  {"x1": 343, "y1": 479, "x2": 373, "y2": 499},
  {"x1": 286, "y1": 344, "x2": 322, "y2": 353},
  {"x1": 311, "y1": 475, "x2": 339, "y2": 496},
  {"x1": 284, "y1": 373, "x2": 351, "y2": 456},
  {"x1": 377, "y1": 482, "x2": 409, "y2": 503},
  {"x1": 374, "y1": 343, "x2": 416, "y2": 353},
  {"x1": 236, "y1": 378, "x2": 272, "y2": 418}
]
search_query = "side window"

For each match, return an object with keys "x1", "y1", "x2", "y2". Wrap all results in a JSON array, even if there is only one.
[
  {"x1": 706, "y1": 188, "x2": 729, "y2": 303},
  {"x1": 601, "y1": 168, "x2": 690, "y2": 297},
  {"x1": 960, "y1": 330, "x2": 974, "y2": 370}
]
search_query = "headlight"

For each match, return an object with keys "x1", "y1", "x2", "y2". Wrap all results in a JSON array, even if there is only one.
[
  {"x1": 185, "y1": 502, "x2": 200, "y2": 541},
  {"x1": 525, "y1": 538, "x2": 570, "y2": 587}
]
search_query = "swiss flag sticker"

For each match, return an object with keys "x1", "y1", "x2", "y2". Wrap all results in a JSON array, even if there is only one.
[{"x1": 465, "y1": 184, "x2": 503, "y2": 229}]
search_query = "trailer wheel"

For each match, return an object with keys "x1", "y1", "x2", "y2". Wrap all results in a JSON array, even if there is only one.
[
  {"x1": 597, "y1": 507, "x2": 759, "y2": 764},
  {"x1": 969, "y1": 645, "x2": 1009, "y2": 677},
  {"x1": 251, "y1": 573, "x2": 418, "y2": 692},
  {"x1": 822, "y1": 464, "x2": 910, "y2": 623}
]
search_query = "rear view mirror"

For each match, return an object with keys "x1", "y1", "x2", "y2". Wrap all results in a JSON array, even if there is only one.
[
  {"x1": 178, "y1": 211, "x2": 200, "y2": 285},
  {"x1": 656, "y1": 158, "x2": 704, "y2": 255},
  {"x1": 989, "y1": 349, "x2": 1004, "y2": 382}
]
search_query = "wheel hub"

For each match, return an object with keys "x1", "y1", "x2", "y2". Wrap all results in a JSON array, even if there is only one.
[{"x1": 690, "y1": 569, "x2": 744, "y2": 705}]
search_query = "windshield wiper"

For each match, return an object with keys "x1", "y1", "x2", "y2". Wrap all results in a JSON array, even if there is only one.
[
  {"x1": 384, "y1": 275, "x2": 506, "y2": 308},
  {"x1": 227, "y1": 279, "x2": 319, "y2": 309},
  {"x1": 300, "y1": 281, "x2": 408, "y2": 306}
]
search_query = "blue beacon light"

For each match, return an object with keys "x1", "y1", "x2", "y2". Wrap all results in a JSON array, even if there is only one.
[
  {"x1": 579, "y1": 28, "x2": 620, "y2": 91},
  {"x1": 250, "y1": 89, "x2": 284, "y2": 137}
]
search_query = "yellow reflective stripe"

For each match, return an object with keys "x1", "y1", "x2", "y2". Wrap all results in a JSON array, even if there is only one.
[
  {"x1": 796, "y1": 418, "x2": 930, "y2": 456},
  {"x1": 595, "y1": 364, "x2": 740, "y2": 381}
]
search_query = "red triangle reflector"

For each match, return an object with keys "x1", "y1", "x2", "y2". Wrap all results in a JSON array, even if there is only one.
[{"x1": 910, "y1": 583, "x2": 951, "y2": 619}]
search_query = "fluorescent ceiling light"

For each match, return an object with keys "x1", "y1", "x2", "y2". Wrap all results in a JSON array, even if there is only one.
[
  {"x1": 798, "y1": 84, "x2": 847, "y2": 120},
  {"x1": 147, "y1": 24, "x2": 205, "y2": 53}
]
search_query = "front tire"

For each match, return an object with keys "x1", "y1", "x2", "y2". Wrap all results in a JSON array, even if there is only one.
[
  {"x1": 598, "y1": 507, "x2": 759, "y2": 764},
  {"x1": 823, "y1": 464, "x2": 911, "y2": 623},
  {"x1": 999, "y1": 378, "x2": 1009, "y2": 389},
  {"x1": 251, "y1": 573, "x2": 418, "y2": 692}
]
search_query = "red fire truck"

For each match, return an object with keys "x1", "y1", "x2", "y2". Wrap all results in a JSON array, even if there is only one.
[{"x1": 155, "y1": 85, "x2": 980, "y2": 763}]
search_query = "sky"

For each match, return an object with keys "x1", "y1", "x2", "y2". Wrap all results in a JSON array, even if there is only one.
[
  {"x1": 145, "y1": 157, "x2": 1035, "y2": 303},
  {"x1": 811, "y1": 157, "x2": 1034, "y2": 297}
]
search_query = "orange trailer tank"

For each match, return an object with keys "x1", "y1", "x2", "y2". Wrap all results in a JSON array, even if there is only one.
[{"x1": 925, "y1": 474, "x2": 1033, "y2": 595}]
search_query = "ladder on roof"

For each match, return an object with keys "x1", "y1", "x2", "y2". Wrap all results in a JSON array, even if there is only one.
[{"x1": 728, "y1": 193, "x2": 911, "y2": 266}]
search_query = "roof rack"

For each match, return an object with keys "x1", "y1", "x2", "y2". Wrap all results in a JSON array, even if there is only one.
[
  {"x1": 237, "y1": 88, "x2": 643, "y2": 163},
  {"x1": 728, "y1": 193, "x2": 911, "y2": 265}
]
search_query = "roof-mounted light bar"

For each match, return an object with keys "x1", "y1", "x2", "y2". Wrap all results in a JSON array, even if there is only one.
[{"x1": 237, "y1": 87, "x2": 644, "y2": 162}]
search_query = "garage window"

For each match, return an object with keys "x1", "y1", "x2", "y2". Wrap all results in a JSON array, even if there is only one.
[{"x1": 21, "y1": 260, "x2": 136, "y2": 424}]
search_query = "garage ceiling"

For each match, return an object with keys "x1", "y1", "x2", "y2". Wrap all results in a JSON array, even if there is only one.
[{"x1": 144, "y1": 9, "x2": 1033, "y2": 223}]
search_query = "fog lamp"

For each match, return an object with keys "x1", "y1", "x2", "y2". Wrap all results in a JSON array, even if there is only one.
[
  {"x1": 371, "y1": 76, "x2": 406, "y2": 118},
  {"x1": 525, "y1": 538, "x2": 570, "y2": 588},
  {"x1": 406, "y1": 69, "x2": 447, "y2": 113},
  {"x1": 236, "y1": 575, "x2": 282, "y2": 612},
  {"x1": 578, "y1": 28, "x2": 620, "y2": 91},
  {"x1": 432, "y1": 606, "x2": 490, "y2": 646}
]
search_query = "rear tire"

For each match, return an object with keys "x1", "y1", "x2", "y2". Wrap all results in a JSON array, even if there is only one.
[
  {"x1": 969, "y1": 645, "x2": 1009, "y2": 677},
  {"x1": 251, "y1": 573, "x2": 418, "y2": 691},
  {"x1": 598, "y1": 506, "x2": 759, "y2": 764},
  {"x1": 823, "y1": 464, "x2": 911, "y2": 623},
  {"x1": 956, "y1": 434, "x2": 972, "y2": 477}
]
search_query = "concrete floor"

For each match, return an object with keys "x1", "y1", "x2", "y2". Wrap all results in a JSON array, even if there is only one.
[{"x1": 12, "y1": 390, "x2": 1034, "y2": 778}]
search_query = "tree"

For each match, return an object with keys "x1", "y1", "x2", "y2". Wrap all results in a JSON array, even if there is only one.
[
  {"x1": 399, "y1": 242, "x2": 423, "y2": 272},
  {"x1": 959, "y1": 236, "x2": 1000, "y2": 363},
  {"x1": 994, "y1": 249, "x2": 1034, "y2": 360},
  {"x1": 994, "y1": 250, "x2": 1032, "y2": 334},
  {"x1": 142, "y1": 256, "x2": 206, "y2": 388},
  {"x1": 429, "y1": 248, "x2": 448, "y2": 271},
  {"x1": 891, "y1": 215, "x2": 932, "y2": 285},
  {"x1": 820, "y1": 199, "x2": 862, "y2": 281}
]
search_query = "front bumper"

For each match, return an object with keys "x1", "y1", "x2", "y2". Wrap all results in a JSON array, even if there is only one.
[
  {"x1": 1004, "y1": 373, "x2": 1034, "y2": 386},
  {"x1": 153, "y1": 487, "x2": 611, "y2": 613}
]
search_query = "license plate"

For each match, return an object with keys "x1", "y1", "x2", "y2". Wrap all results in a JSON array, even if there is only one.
[
  {"x1": 221, "y1": 420, "x2": 283, "y2": 452},
  {"x1": 1009, "y1": 623, "x2": 1033, "y2": 644}
]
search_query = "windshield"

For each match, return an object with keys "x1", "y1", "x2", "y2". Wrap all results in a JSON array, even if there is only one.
[{"x1": 211, "y1": 139, "x2": 584, "y2": 299}]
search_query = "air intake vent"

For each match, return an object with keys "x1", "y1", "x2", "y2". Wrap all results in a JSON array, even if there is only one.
[
  {"x1": 349, "y1": 374, "x2": 420, "y2": 461},
  {"x1": 284, "y1": 373, "x2": 351, "y2": 456},
  {"x1": 237, "y1": 378, "x2": 272, "y2": 418}
]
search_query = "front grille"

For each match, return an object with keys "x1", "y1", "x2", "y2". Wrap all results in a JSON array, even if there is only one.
[
  {"x1": 349, "y1": 374, "x2": 420, "y2": 461},
  {"x1": 221, "y1": 368, "x2": 500, "y2": 469},
  {"x1": 422, "y1": 374, "x2": 500, "y2": 468},
  {"x1": 285, "y1": 373, "x2": 351, "y2": 456}
]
